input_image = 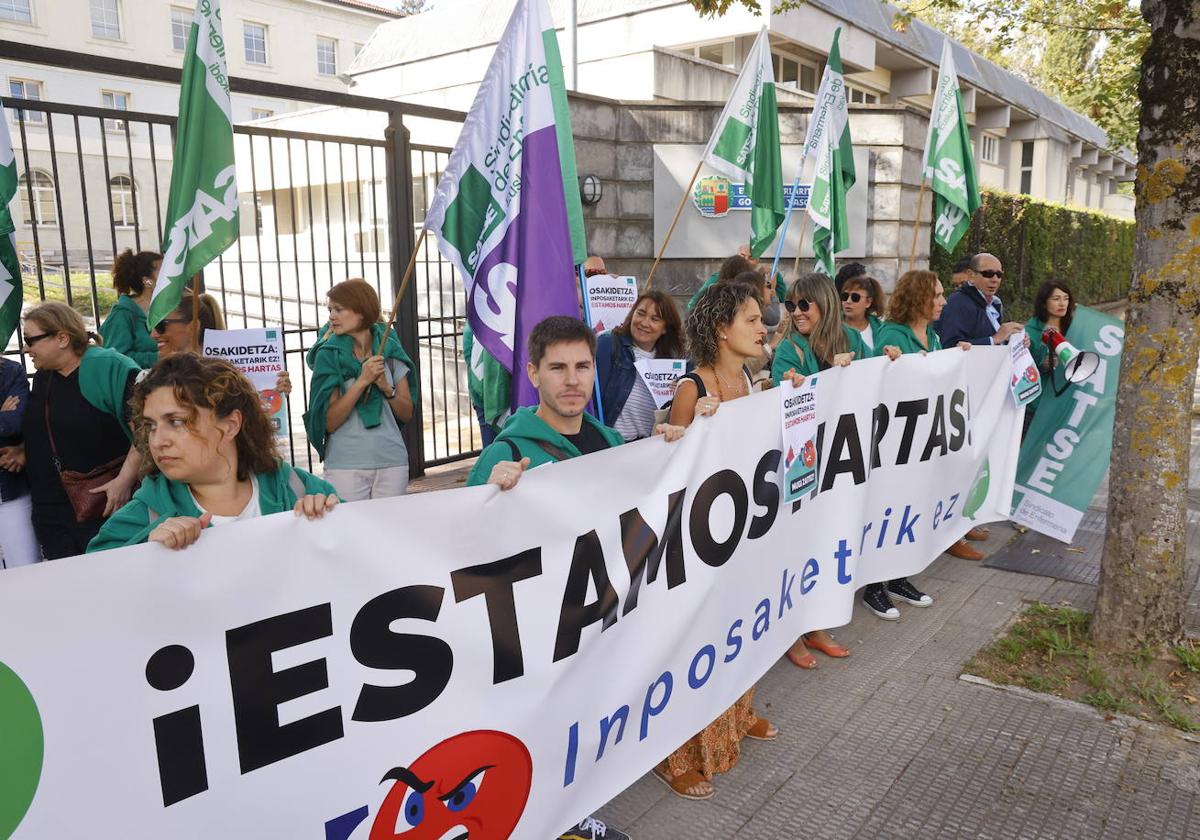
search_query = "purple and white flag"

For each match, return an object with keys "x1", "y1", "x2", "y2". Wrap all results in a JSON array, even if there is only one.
[{"x1": 425, "y1": 0, "x2": 587, "y2": 410}]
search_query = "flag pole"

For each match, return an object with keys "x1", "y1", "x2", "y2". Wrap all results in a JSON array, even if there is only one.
[
  {"x1": 645, "y1": 159, "x2": 702, "y2": 291},
  {"x1": 790, "y1": 213, "x2": 812, "y2": 277},
  {"x1": 189, "y1": 272, "x2": 201, "y2": 353},
  {"x1": 377, "y1": 227, "x2": 429, "y2": 354},
  {"x1": 909, "y1": 178, "x2": 928, "y2": 269},
  {"x1": 578, "y1": 263, "x2": 606, "y2": 424},
  {"x1": 769, "y1": 152, "x2": 809, "y2": 282}
]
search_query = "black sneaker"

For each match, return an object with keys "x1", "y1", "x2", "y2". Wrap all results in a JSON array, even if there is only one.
[
  {"x1": 886, "y1": 577, "x2": 933, "y2": 607},
  {"x1": 863, "y1": 584, "x2": 900, "y2": 620},
  {"x1": 559, "y1": 816, "x2": 631, "y2": 840}
]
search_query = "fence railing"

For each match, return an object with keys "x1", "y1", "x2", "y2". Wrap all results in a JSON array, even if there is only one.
[{"x1": 0, "y1": 41, "x2": 478, "y2": 475}]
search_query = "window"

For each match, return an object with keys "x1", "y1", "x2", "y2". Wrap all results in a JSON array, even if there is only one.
[
  {"x1": 243, "y1": 22, "x2": 268, "y2": 65},
  {"x1": 19, "y1": 170, "x2": 57, "y2": 226},
  {"x1": 316, "y1": 37, "x2": 337, "y2": 76},
  {"x1": 8, "y1": 79, "x2": 44, "y2": 124},
  {"x1": 0, "y1": 0, "x2": 33, "y2": 24},
  {"x1": 171, "y1": 7, "x2": 191, "y2": 51},
  {"x1": 101, "y1": 90, "x2": 129, "y2": 132},
  {"x1": 848, "y1": 86, "x2": 878, "y2": 105},
  {"x1": 981, "y1": 134, "x2": 999, "y2": 165},
  {"x1": 773, "y1": 51, "x2": 820, "y2": 94},
  {"x1": 109, "y1": 175, "x2": 137, "y2": 228},
  {"x1": 1019, "y1": 140, "x2": 1035, "y2": 194},
  {"x1": 354, "y1": 42, "x2": 365, "y2": 58},
  {"x1": 249, "y1": 107, "x2": 274, "y2": 120},
  {"x1": 90, "y1": 0, "x2": 121, "y2": 39},
  {"x1": 696, "y1": 42, "x2": 734, "y2": 67}
]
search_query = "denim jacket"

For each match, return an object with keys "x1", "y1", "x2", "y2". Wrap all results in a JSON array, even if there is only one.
[{"x1": 595, "y1": 331, "x2": 640, "y2": 426}]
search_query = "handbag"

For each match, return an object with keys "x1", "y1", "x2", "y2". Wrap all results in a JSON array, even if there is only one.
[{"x1": 44, "y1": 377, "x2": 124, "y2": 523}]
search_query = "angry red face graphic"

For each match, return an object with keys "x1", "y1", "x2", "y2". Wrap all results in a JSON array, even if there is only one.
[{"x1": 368, "y1": 730, "x2": 533, "y2": 840}]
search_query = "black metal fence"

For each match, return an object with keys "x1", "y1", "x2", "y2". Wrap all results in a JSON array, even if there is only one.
[{"x1": 1, "y1": 42, "x2": 479, "y2": 475}]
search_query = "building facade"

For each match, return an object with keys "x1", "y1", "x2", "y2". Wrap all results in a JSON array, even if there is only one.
[
  {"x1": 1, "y1": 0, "x2": 397, "y2": 267},
  {"x1": 349, "y1": 0, "x2": 1135, "y2": 218}
]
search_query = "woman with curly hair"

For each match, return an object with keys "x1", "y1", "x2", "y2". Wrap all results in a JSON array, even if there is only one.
[
  {"x1": 656, "y1": 282, "x2": 784, "y2": 802},
  {"x1": 595, "y1": 290, "x2": 686, "y2": 441},
  {"x1": 100, "y1": 249, "x2": 162, "y2": 367},
  {"x1": 864, "y1": 270, "x2": 973, "y2": 618},
  {"x1": 88, "y1": 354, "x2": 338, "y2": 552}
]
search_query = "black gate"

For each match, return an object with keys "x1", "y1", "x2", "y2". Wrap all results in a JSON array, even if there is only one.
[{"x1": 1, "y1": 41, "x2": 479, "y2": 474}]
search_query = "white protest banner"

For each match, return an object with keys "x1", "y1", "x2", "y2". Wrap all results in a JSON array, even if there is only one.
[
  {"x1": 1008, "y1": 340, "x2": 1041, "y2": 409},
  {"x1": 583, "y1": 274, "x2": 638, "y2": 333},
  {"x1": 203, "y1": 327, "x2": 288, "y2": 436},
  {"x1": 633, "y1": 357, "x2": 686, "y2": 408},
  {"x1": 0, "y1": 348, "x2": 1020, "y2": 840},
  {"x1": 781, "y1": 373, "x2": 820, "y2": 501}
]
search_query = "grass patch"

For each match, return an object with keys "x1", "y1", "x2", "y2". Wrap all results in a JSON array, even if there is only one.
[
  {"x1": 964, "y1": 604, "x2": 1200, "y2": 735},
  {"x1": 23, "y1": 273, "x2": 118, "y2": 322}
]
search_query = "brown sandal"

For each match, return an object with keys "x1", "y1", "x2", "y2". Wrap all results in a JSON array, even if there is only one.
[
  {"x1": 653, "y1": 768, "x2": 714, "y2": 800},
  {"x1": 746, "y1": 717, "x2": 779, "y2": 741}
]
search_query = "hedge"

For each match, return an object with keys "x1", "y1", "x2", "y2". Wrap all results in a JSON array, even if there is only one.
[{"x1": 929, "y1": 188, "x2": 1135, "y2": 323}]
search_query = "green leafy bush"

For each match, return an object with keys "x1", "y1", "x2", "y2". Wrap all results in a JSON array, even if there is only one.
[{"x1": 930, "y1": 189, "x2": 1135, "y2": 323}]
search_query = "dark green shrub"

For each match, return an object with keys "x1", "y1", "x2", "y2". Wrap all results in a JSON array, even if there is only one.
[{"x1": 930, "y1": 189, "x2": 1135, "y2": 322}]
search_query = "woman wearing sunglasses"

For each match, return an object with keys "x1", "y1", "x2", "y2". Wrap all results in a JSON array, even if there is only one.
[
  {"x1": 771, "y1": 273, "x2": 869, "y2": 381},
  {"x1": 152, "y1": 290, "x2": 292, "y2": 396},
  {"x1": 867, "y1": 270, "x2": 975, "y2": 617},
  {"x1": 839, "y1": 275, "x2": 886, "y2": 354},
  {"x1": 16, "y1": 302, "x2": 142, "y2": 559},
  {"x1": 769, "y1": 273, "x2": 863, "y2": 667}
]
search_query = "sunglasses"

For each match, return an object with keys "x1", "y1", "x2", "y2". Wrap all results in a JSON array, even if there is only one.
[
  {"x1": 22, "y1": 331, "x2": 55, "y2": 347},
  {"x1": 976, "y1": 269, "x2": 1004, "y2": 279},
  {"x1": 784, "y1": 299, "x2": 813, "y2": 313},
  {"x1": 840, "y1": 291, "x2": 864, "y2": 303},
  {"x1": 151, "y1": 318, "x2": 191, "y2": 335}
]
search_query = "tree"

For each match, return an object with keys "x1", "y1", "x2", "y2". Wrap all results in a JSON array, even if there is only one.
[
  {"x1": 687, "y1": 0, "x2": 1200, "y2": 651},
  {"x1": 1092, "y1": 0, "x2": 1199, "y2": 652}
]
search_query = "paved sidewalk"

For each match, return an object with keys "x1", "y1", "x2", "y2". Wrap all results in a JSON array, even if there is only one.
[{"x1": 594, "y1": 336, "x2": 1200, "y2": 839}]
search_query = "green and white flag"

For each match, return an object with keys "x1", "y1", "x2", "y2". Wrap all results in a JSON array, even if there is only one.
[
  {"x1": 148, "y1": 0, "x2": 238, "y2": 328},
  {"x1": 0, "y1": 109, "x2": 19, "y2": 350},
  {"x1": 923, "y1": 39, "x2": 981, "y2": 253},
  {"x1": 807, "y1": 28, "x2": 855, "y2": 275},
  {"x1": 701, "y1": 27, "x2": 784, "y2": 259}
]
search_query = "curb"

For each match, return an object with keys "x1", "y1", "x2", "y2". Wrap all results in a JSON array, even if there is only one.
[{"x1": 958, "y1": 673, "x2": 1200, "y2": 745}]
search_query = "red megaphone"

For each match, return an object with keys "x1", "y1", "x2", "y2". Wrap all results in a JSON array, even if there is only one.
[{"x1": 1042, "y1": 328, "x2": 1100, "y2": 384}]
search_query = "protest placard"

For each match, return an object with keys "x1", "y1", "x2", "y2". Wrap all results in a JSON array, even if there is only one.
[
  {"x1": 583, "y1": 274, "x2": 638, "y2": 333},
  {"x1": 203, "y1": 327, "x2": 288, "y2": 436}
]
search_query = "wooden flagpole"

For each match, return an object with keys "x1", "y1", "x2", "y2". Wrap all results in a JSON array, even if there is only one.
[
  {"x1": 188, "y1": 272, "x2": 201, "y2": 352},
  {"x1": 908, "y1": 178, "x2": 928, "y2": 270},
  {"x1": 644, "y1": 159, "x2": 703, "y2": 291},
  {"x1": 791, "y1": 212, "x2": 811, "y2": 277},
  {"x1": 376, "y1": 227, "x2": 429, "y2": 354}
]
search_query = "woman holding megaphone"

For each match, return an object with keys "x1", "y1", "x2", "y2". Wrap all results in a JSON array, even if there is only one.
[{"x1": 1025, "y1": 281, "x2": 1076, "y2": 376}]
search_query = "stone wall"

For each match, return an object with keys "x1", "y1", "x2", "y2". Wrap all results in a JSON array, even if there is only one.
[{"x1": 568, "y1": 92, "x2": 935, "y2": 301}]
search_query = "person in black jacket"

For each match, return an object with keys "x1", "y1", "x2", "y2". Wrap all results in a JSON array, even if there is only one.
[{"x1": 935, "y1": 253, "x2": 1026, "y2": 348}]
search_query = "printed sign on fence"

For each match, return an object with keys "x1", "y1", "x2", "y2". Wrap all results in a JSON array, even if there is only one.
[
  {"x1": 203, "y1": 327, "x2": 289, "y2": 436},
  {"x1": 583, "y1": 275, "x2": 638, "y2": 333}
]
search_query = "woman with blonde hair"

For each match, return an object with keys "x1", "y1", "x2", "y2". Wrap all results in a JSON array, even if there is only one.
[
  {"x1": 17, "y1": 302, "x2": 141, "y2": 558},
  {"x1": 866, "y1": 270, "x2": 973, "y2": 618}
]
